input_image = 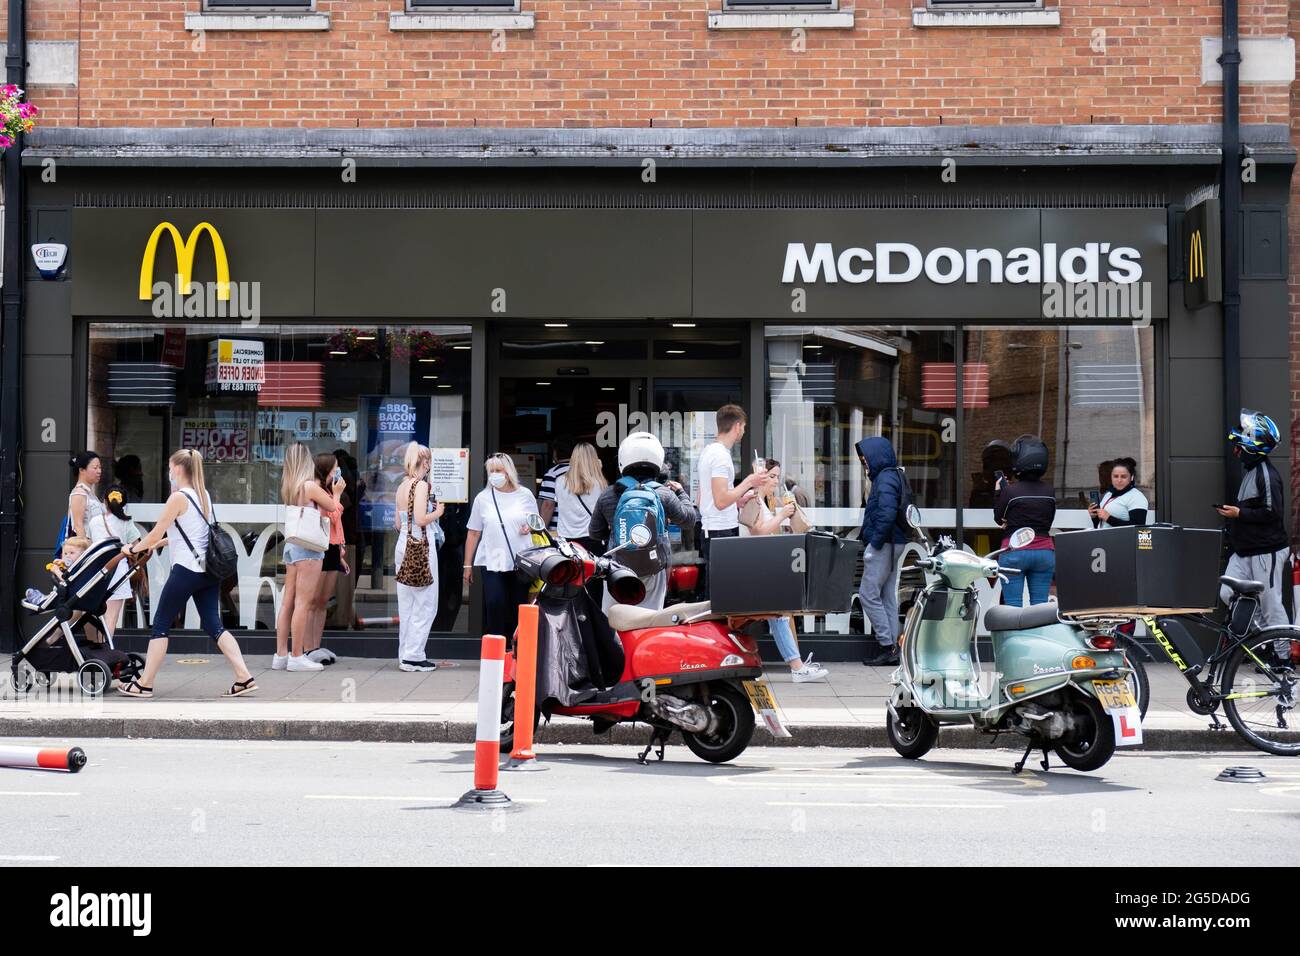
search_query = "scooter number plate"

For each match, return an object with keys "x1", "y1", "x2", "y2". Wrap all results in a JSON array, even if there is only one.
[
  {"x1": 743, "y1": 680, "x2": 778, "y2": 712},
  {"x1": 1093, "y1": 679, "x2": 1136, "y2": 714}
]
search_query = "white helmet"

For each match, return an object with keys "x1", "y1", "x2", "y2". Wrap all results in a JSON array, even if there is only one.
[{"x1": 617, "y1": 431, "x2": 665, "y2": 476}]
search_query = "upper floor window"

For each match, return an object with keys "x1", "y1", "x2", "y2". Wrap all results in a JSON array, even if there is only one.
[
  {"x1": 407, "y1": 0, "x2": 519, "y2": 7},
  {"x1": 204, "y1": 0, "x2": 314, "y2": 7},
  {"x1": 723, "y1": 0, "x2": 837, "y2": 7},
  {"x1": 926, "y1": 0, "x2": 1042, "y2": 8}
]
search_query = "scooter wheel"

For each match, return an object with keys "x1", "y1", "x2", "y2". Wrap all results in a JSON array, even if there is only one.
[
  {"x1": 682, "y1": 683, "x2": 755, "y2": 764},
  {"x1": 499, "y1": 683, "x2": 541, "y2": 754},
  {"x1": 1053, "y1": 695, "x2": 1117, "y2": 772},
  {"x1": 886, "y1": 706, "x2": 939, "y2": 759}
]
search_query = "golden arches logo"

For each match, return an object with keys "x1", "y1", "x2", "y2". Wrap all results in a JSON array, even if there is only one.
[
  {"x1": 138, "y1": 221, "x2": 230, "y2": 301},
  {"x1": 1188, "y1": 229, "x2": 1205, "y2": 282}
]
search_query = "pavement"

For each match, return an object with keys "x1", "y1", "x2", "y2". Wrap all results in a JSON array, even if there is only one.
[
  {"x1": 0, "y1": 738, "x2": 1296, "y2": 866},
  {"x1": 0, "y1": 654, "x2": 1267, "y2": 751}
]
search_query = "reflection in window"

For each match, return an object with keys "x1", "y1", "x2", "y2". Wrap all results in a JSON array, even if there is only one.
[
  {"x1": 88, "y1": 322, "x2": 472, "y2": 636},
  {"x1": 764, "y1": 326, "x2": 958, "y2": 540}
]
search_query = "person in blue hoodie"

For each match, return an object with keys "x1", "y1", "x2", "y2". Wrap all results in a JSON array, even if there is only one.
[{"x1": 856, "y1": 436, "x2": 908, "y2": 666}]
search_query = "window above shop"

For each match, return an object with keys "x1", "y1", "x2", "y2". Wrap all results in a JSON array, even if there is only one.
[
  {"x1": 711, "y1": 0, "x2": 854, "y2": 31},
  {"x1": 190, "y1": 0, "x2": 330, "y2": 31},
  {"x1": 915, "y1": 0, "x2": 1059, "y2": 28},
  {"x1": 392, "y1": 0, "x2": 534, "y2": 32}
]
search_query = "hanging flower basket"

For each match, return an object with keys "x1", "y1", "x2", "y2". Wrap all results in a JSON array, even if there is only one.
[
  {"x1": 0, "y1": 85, "x2": 38, "y2": 150},
  {"x1": 327, "y1": 328, "x2": 446, "y2": 362}
]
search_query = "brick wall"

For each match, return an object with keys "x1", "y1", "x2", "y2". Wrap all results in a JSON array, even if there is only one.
[{"x1": 0, "y1": 1, "x2": 1288, "y2": 128}]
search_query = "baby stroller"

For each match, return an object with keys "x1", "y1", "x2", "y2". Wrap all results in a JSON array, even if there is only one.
[{"x1": 12, "y1": 538, "x2": 148, "y2": 696}]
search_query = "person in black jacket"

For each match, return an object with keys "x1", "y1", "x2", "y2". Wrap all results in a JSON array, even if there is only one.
[
  {"x1": 993, "y1": 436, "x2": 1057, "y2": 607},
  {"x1": 856, "y1": 436, "x2": 908, "y2": 665},
  {"x1": 1217, "y1": 410, "x2": 1289, "y2": 628}
]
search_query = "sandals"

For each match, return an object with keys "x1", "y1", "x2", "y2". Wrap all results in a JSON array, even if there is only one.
[
  {"x1": 221, "y1": 677, "x2": 258, "y2": 698},
  {"x1": 116, "y1": 679, "x2": 154, "y2": 699}
]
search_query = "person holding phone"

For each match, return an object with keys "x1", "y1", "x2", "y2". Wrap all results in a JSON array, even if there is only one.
[
  {"x1": 305, "y1": 453, "x2": 350, "y2": 665},
  {"x1": 1089, "y1": 457, "x2": 1148, "y2": 528}
]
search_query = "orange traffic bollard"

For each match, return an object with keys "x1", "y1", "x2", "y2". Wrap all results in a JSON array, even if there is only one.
[
  {"x1": 504, "y1": 603, "x2": 546, "y2": 772},
  {"x1": 454, "y1": 634, "x2": 519, "y2": 811},
  {"x1": 0, "y1": 745, "x2": 87, "y2": 773}
]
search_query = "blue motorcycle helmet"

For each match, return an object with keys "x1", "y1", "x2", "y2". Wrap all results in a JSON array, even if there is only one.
[{"x1": 1227, "y1": 408, "x2": 1280, "y2": 459}]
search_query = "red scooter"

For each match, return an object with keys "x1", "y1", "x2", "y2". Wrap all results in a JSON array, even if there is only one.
[{"x1": 501, "y1": 518, "x2": 784, "y2": 763}]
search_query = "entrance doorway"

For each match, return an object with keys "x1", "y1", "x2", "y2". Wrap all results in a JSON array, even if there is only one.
[{"x1": 489, "y1": 322, "x2": 746, "y2": 560}]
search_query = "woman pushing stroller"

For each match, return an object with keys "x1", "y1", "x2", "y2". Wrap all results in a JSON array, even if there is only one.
[{"x1": 116, "y1": 449, "x2": 258, "y2": 699}]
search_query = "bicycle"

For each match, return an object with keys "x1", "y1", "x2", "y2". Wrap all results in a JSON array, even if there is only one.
[{"x1": 1133, "y1": 575, "x2": 1300, "y2": 756}]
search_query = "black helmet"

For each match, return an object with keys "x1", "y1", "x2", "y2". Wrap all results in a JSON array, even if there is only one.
[{"x1": 1011, "y1": 435, "x2": 1048, "y2": 477}]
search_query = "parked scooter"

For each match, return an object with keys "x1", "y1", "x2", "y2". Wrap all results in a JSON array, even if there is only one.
[
  {"x1": 501, "y1": 515, "x2": 785, "y2": 764},
  {"x1": 886, "y1": 507, "x2": 1138, "y2": 773}
]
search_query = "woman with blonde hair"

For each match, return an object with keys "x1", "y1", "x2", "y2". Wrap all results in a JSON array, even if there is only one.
[
  {"x1": 547, "y1": 441, "x2": 608, "y2": 602},
  {"x1": 118, "y1": 448, "x2": 257, "y2": 698},
  {"x1": 274, "y1": 442, "x2": 344, "y2": 673},
  {"x1": 393, "y1": 442, "x2": 444, "y2": 671},
  {"x1": 464, "y1": 453, "x2": 539, "y2": 640},
  {"x1": 304, "y1": 452, "x2": 349, "y2": 665}
]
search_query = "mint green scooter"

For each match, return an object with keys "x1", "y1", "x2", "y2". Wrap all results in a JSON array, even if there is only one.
[{"x1": 886, "y1": 507, "x2": 1136, "y2": 774}]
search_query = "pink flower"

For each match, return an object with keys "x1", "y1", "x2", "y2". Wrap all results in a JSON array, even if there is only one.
[{"x1": 0, "y1": 136, "x2": 14, "y2": 149}]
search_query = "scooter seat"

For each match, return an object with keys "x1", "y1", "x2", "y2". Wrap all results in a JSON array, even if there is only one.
[
  {"x1": 1219, "y1": 575, "x2": 1265, "y2": 596},
  {"x1": 984, "y1": 603, "x2": 1061, "y2": 632},
  {"x1": 607, "y1": 600, "x2": 713, "y2": 632}
]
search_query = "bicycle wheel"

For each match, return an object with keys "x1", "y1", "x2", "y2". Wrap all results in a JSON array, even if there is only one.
[{"x1": 1220, "y1": 628, "x2": 1300, "y2": 756}]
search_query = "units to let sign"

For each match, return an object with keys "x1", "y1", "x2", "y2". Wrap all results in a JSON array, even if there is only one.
[{"x1": 205, "y1": 338, "x2": 266, "y2": 393}]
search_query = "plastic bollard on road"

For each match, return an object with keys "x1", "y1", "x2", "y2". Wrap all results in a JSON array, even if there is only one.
[
  {"x1": 453, "y1": 634, "x2": 519, "y2": 812},
  {"x1": 0, "y1": 745, "x2": 87, "y2": 773}
]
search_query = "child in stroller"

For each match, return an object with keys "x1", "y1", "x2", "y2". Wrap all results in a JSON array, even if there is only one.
[{"x1": 12, "y1": 536, "x2": 148, "y2": 696}]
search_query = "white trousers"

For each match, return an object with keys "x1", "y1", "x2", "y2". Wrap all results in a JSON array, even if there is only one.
[{"x1": 394, "y1": 530, "x2": 439, "y2": 663}]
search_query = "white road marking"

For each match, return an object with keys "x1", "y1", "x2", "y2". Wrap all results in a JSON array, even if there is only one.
[
  {"x1": 303, "y1": 794, "x2": 546, "y2": 804},
  {"x1": 0, "y1": 791, "x2": 79, "y2": 797},
  {"x1": 0, "y1": 855, "x2": 59, "y2": 861},
  {"x1": 768, "y1": 801, "x2": 1004, "y2": 809},
  {"x1": 1228, "y1": 807, "x2": 1298, "y2": 814}
]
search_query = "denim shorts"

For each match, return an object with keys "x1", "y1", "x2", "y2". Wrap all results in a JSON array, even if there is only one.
[{"x1": 284, "y1": 541, "x2": 326, "y2": 565}]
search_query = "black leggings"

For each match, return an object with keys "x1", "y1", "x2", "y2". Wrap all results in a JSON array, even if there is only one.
[
  {"x1": 481, "y1": 569, "x2": 530, "y2": 641},
  {"x1": 151, "y1": 565, "x2": 224, "y2": 639}
]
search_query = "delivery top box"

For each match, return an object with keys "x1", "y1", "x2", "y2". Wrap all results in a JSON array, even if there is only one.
[
  {"x1": 708, "y1": 532, "x2": 863, "y2": 616},
  {"x1": 1054, "y1": 525, "x2": 1223, "y2": 616}
]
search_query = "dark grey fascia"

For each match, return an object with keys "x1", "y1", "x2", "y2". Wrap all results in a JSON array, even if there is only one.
[{"x1": 21, "y1": 123, "x2": 1296, "y2": 168}]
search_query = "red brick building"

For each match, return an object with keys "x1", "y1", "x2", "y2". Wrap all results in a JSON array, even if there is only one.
[{"x1": 1, "y1": 1, "x2": 1296, "y2": 655}]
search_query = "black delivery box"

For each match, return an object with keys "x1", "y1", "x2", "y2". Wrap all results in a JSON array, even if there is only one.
[
  {"x1": 1054, "y1": 525, "x2": 1223, "y2": 616},
  {"x1": 708, "y1": 532, "x2": 863, "y2": 616}
]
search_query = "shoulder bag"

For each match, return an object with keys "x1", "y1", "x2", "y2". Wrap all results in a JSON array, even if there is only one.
[
  {"x1": 396, "y1": 482, "x2": 433, "y2": 588},
  {"x1": 284, "y1": 483, "x2": 329, "y2": 551}
]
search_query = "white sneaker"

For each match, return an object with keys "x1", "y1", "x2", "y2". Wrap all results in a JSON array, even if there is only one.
[
  {"x1": 399, "y1": 659, "x2": 437, "y2": 672},
  {"x1": 306, "y1": 648, "x2": 337, "y2": 665},
  {"x1": 287, "y1": 654, "x2": 324, "y2": 672},
  {"x1": 792, "y1": 664, "x2": 830, "y2": 683},
  {"x1": 271, "y1": 654, "x2": 288, "y2": 671}
]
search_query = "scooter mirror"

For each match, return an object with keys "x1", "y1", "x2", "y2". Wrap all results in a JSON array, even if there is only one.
[
  {"x1": 905, "y1": 505, "x2": 923, "y2": 530},
  {"x1": 526, "y1": 513, "x2": 547, "y2": 533},
  {"x1": 629, "y1": 524, "x2": 653, "y2": 548},
  {"x1": 1009, "y1": 527, "x2": 1036, "y2": 549}
]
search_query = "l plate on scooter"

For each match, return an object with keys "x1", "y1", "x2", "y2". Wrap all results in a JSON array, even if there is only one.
[{"x1": 743, "y1": 679, "x2": 791, "y2": 738}]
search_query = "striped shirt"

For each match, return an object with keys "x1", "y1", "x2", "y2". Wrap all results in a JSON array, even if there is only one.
[{"x1": 537, "y1": 460, "x2": 570, "y2": 531}]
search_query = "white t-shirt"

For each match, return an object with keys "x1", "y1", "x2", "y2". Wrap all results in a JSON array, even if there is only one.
[
  {"x1": 467, "y1": 486, "x2": 539, "y2": 573},
  {"x1": 554, "y1": 472, "x2": 602, "y2": 540},
  {"x1": 697, "y1": 441, "x2": 738, "y2": 532}
]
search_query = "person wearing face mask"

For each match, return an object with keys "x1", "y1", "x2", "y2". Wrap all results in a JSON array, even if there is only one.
[
  {"x1": 1089, "y1": 457, "x2": 1148, "y2": 528},
  {"x1": 464, "y1": 454, "x2": 540, "y2": 640},
  {"x1": 65, "y1": 450, "x2": 133, "y2": 640}
]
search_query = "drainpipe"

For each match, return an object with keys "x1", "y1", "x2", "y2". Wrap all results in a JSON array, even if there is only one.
[
  {"x1": 0, "y1": 0, "x2": 25, "y2": 649},
  {"x1": 1220, "y1": 0, "x2": 1242, "y2": 500}
]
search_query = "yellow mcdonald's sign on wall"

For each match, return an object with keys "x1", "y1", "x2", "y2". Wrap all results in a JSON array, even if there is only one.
[
  {"x1": 1188, "y1": 229, "x2": 1205, "y2": 281},
  {"x1": 138, "y1": 221, "x2": 231, "y2": 301}
]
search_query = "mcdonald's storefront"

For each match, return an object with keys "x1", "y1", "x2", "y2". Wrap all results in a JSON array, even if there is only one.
[{"x1": 13, "y1": 145, "x2": 1295, "y2": 659}]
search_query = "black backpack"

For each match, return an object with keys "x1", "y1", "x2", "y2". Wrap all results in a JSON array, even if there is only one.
[{"x1": 176, "y1": 490, "x2": 239, "y2": 581}]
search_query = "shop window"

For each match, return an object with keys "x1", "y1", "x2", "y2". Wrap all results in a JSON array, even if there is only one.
[
  {"x1": 764, "y1": 325, "x2": 959, "y2": 538},
  {"x1": 86, "y1": 322, "x2": 473, "y2": 637},
  {"x1": 962, "y1": 325, "x2": 1157, "y2": 553}
]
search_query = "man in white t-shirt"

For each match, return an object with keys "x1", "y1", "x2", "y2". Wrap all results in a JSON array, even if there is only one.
[{"x1": 695, "y1": 404, "x2": 772, "y2": 598}]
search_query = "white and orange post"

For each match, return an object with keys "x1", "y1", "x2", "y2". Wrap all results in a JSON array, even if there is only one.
[
  {"x1": 0, "y1": 745, "x2": 87, "y2": 773},
  {"x1": 454, "y1": 634, "x2": 516, "y2": 810}
]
